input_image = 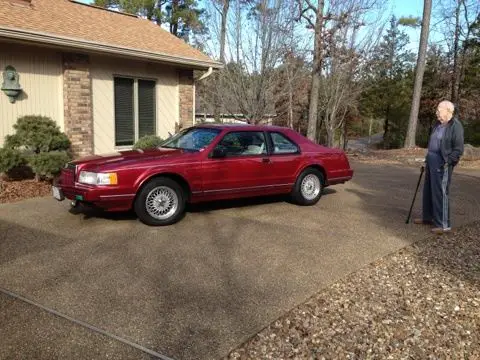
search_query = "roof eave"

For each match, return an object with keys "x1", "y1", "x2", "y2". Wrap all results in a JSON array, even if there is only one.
[{"x1": 0, "y1": 26, "x2": 223, "y2": 70}]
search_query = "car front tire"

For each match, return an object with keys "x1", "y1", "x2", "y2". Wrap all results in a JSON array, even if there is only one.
[
  {"x1": 134, "y1": 177, "x2": 186, "y2": 226},
  {"x1": 291, "y1": 168, "x2": 324, "y2": 206}
]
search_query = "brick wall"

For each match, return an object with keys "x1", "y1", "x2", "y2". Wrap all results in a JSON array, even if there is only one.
[
  {"x1": 63, "y1": 53, "x2": 93, "y2": 158},
  {"x1": 178, "y1": 69, "x2": 194, "y2": 129}
]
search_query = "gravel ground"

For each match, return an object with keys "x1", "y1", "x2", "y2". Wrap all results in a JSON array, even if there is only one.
[
  {"x1": 226, "y1": 221, "x2": 480, "y2": 359},
  {"x1": 0, "y1": 180, "x2": 51, "y2": 204}
]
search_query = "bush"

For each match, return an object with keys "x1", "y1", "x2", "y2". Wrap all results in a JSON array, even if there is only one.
[
  {"x1": 1, "y1": 115, "x2": 72, "y2": 181},
  {"x1": 0, "y1": 148, "x2": 26, "y2": 176},
  {"x1": 5, "y1": 115, "x2": 70, "y2": 153},
  {"x1": 28, "y1": 151, "x2": 70, "y2": 180},
  {"x1": 133, "y1": 135, "x2": 164, "y2": 150},
  {"x1": 464, "y1": 121, "x2": 480, "y2": 147}
]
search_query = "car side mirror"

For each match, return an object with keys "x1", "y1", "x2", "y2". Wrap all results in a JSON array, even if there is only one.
[{"x1": 211, "y1": 146, "x2": 227, "y2": 158}]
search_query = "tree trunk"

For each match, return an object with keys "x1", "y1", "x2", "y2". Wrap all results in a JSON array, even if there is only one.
[
  {"x1": 288, "y1": 90, "x2": 294, "y2": 128},
  {"x1": 326, "y1": 126, "x2": 334, "y2": 148},
  {"x1": 451, "y1": 0, "x2": 461, "y2": 104},
  {"x1": 286, "y1": 66, "x2": 294, "y2": 128},
  {"x1": 219, "y1": 0, "x2": 229, "y2": 64},
  {"x1": 368, "y1": 118, "x2": 373, "y2": 144},
  {"x1": 170, "y1": 0, "x2": 179, "y2": 36},
  {"x1": 404, "y1": 0, "x2": 432, "y2": 148},
  {"x1": 342, "y1": 119, "x2": 348, "y2": 150},
  {"x1": 306, "y1": 0, "x2": 325, "y2": 142},
  {"x1": 235, "y1": 0, "x2": 241, "y2": 63},
  {"x1": 214, "y1": 0, "x2": 230, "y2": 123},
  {"x1": 384, "y1": 106, "x2": 390, "y2": 149}
]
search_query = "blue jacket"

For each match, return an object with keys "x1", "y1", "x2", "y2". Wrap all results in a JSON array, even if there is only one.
[{"x1": 430, "y1": 117, "x2": 464, "y2": 166}]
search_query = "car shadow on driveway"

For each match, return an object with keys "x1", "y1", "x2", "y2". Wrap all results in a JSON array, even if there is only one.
[
  {"x1": 68, "y1": 188, "x2": 337, "y2": 222},
  {"x1": 188, "y1": 188, "x2": 336, "y2": 213}
]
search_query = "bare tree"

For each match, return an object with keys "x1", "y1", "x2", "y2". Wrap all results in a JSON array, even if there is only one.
[
  {"x1": 432, "y1": 0, "x2": 480, "y2": 107},
  {"x1": 404, "y1": 0, "x2": 432, "y2": 148},
  {"x1": 212, "y1": 0, "x2": 231, "y2": 122},
  {"x1": 296, "y1": 0, "x2": 383, "y2": 144},
  {"x1": 212, "y1": 0, "x2": 307, "y2": 124},
  {"x1": 451, "y1": 0, "x2": 462, "y2": 104},
  {"x1": 274, "y1": 52, "x2": 310, "y2": 131},
  {"x1": 297, "y1": 0, "x2": 326, "y2": 141}
]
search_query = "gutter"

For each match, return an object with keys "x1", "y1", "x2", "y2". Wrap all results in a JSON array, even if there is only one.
[{"x1": 0, "y1": 26, "x2": 224, "y2": 70}]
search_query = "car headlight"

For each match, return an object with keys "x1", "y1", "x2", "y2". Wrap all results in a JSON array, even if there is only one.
[{"x1": 78, "y1": 171, "x2": 118, "y2": 185}]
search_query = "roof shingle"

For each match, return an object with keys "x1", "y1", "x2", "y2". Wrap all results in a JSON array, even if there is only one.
[{"x1": 0, "y1": 0, "x2": 219, "y2": 68}]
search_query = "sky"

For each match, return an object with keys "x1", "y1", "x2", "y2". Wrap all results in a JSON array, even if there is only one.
[
  {"x1": 75, "y1": 0, "x2": 427, "y2": 51},
  {"x1": 391, "y1": 0, "x2": 428, "y2": 49}
]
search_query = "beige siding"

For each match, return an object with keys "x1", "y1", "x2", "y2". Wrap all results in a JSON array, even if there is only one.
[
  {"x1": 0, "y1": 42, "x2": 63, "y2": 146},
  {"x1": 91, "y1": 56, "x2": 178, "y2": 154}
]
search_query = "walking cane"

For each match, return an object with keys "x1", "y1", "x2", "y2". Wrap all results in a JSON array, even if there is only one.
[{"x1": 406, "y1": 165, "x2": 425, "y2": 224}]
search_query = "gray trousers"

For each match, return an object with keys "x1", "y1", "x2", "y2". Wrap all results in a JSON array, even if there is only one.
[{"x1": 422, "y1": 151, "x2": 453, "y2": 229}]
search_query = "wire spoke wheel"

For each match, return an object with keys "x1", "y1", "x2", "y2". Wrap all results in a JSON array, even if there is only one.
[
  {"x1": 301, "y1": 174, "x2": 321, "y2": 200},
  {"x1": 145, "y1": 186, "x2": 179, "y2": 220}
]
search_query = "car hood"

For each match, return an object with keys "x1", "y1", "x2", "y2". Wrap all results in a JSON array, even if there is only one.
[{"x1": 71, "y1": 148, "x2": 187, "y2": 168}]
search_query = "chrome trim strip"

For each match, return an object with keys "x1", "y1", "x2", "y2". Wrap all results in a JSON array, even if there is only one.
[
  {"x1": 99, "y1": 194, "x2": 136, "y2": 199},
  {"x1": 203, "y1": 183, "x2": 293, "y2": 194}
]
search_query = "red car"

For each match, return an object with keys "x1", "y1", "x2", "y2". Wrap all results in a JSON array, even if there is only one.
[{"x1": 53, "y1": 124, "x2": 353, "y2": 225}]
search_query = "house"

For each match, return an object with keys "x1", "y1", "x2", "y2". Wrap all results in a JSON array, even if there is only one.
[
  {"x1": 194, "y1": 92, "x2": 276, "y2": 125},
  {"x1": 194, "y1": 113, "x2": 275, "y2": 125},
  {"x1": 0, "y1": 0, "x2": 221, "y2": 157}
]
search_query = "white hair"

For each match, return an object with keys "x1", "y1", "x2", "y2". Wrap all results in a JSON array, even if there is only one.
[{"x1": 438, "y1": 100, "x2": 455, "y2": 113}]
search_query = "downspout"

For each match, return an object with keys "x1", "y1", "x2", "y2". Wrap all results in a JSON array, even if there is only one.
[{"x1": 198, "y1": 66, "x2": 213, "y2": 81}]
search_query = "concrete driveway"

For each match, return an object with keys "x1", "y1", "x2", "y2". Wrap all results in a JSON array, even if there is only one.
[{"x1": 1, "y1": 162, "x2": 479, "y2": 360}]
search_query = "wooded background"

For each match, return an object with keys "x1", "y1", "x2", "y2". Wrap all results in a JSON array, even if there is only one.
[{"x1": 94, "y1": 0, "x2": 480, "y2": 149}]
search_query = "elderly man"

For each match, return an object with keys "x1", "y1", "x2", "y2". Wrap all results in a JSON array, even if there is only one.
[{"x1": 414, "y1": 100, "x2": 464, "y2": 234}]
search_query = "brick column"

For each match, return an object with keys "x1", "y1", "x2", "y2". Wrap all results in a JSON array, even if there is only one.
[
  {"x1": 178, "y1": 69, "x2": 194, "y2": 129},
  {"x1": 63, "y1": 53, "x2": 94, "y2": 158}
]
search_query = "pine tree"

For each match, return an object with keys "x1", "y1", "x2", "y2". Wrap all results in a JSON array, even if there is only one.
[
  {"x1": 94, "y1": 0, "x2": 204, "y2": 41},
  {"x1": 360, "y1": 16, "x2": 415, "y2": 149}
]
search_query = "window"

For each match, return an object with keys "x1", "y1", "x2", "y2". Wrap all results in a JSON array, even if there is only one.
[
  {"x1": 215, "y1": 131, "x2": 267, "y2": 156},
  {"x1": 270, "y1": 132, "x2": 299, "y2": 154},
  {"x1": 161, "y1": 127, "x2": 221, "y2": 151},
  {"x1": 114, "y1": 77, "x2": 156, "y2": 147}
]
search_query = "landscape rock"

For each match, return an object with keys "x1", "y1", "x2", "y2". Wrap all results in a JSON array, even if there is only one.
[{"x1": 463, "y1": 144, "x2": 480, "y2": 161}]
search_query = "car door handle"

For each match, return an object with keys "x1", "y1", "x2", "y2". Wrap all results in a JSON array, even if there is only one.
[{"x1": 262, "y1": 158, "x2": 271, "y2": 163}]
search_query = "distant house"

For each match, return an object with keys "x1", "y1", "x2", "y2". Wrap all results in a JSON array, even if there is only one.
[
  {"x1": 194, "y1": 92, "x2": 276, "y2": 125},
  {"x1": 194, "y1": 113, "x2": 275, "y2": 125},
  {"x1": 0, "y1": 0, "x2": 221, "y2": 157}
]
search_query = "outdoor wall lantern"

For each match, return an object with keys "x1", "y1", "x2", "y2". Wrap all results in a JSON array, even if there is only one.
[{"x1": 1, "y1": 66, "x2": 23, "y2": 103}]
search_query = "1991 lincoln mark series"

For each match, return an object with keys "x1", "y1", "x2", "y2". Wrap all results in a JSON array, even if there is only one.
[{"x1": 53, "y1": 124, "x2": 354, "y2": 225}]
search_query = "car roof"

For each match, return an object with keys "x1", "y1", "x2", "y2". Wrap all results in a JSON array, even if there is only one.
[{"x1": 193, "y1": 123, "x2": 290, "y2": 132}]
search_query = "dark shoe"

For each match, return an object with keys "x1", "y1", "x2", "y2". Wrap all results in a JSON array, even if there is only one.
[
  {"x1": 431, "y1": 227, "x2": 452, "y2": 234},
  {"x1": 413, "y1": 218, "x2": 433, "y2": 225}
]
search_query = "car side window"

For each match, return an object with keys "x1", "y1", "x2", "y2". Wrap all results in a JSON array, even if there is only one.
[
  {"x1": 215, "y1": 131, "x2": 267, "y2": 156},
  {"x1": 270, "y1": 132, "x2": 299, "y2": 154}
]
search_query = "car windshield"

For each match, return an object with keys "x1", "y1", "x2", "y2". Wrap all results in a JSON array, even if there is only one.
[{"x1": 160, "y1": 127, "x2": 221, "y2": 151}]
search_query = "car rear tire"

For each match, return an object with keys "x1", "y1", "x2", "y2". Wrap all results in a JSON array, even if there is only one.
[
  {"x1": 291, "y1": 168, "x2": 324, "y2": 206},
  {"x1": 134, "y1": 177, "x2": 186, "y2": 226}
]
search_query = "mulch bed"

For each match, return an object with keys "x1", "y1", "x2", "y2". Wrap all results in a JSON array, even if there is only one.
[
  {"x1": 348, "y1": 147, "x2": 480, "y2": 169},
  {"x1": 0, "y1": 180, "x2": 52, "y2": 204},
  {"x1": 226, "y1": 221, "x2": 480, "y2": 359}
]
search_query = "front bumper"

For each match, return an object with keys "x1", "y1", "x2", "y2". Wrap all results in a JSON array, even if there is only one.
[{"x1": 53, "y1": 180, "x2": 135, "y2": 212}]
